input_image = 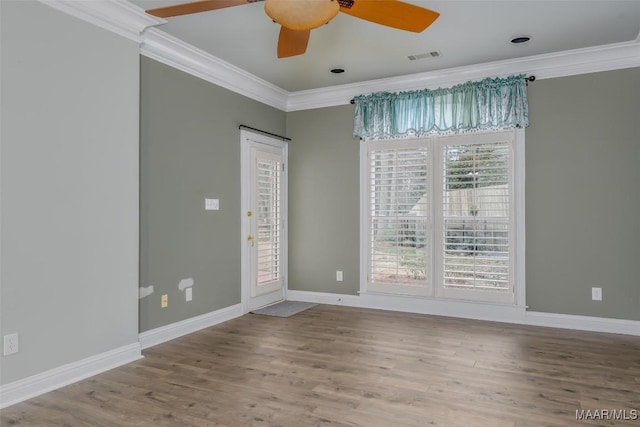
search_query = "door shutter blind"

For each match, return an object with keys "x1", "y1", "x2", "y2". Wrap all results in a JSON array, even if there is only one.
[
  {"x1": 257, "y1": 157, "x2": 281, "y2": 286},
  {"x1": 370, "y1": 147, "x2": 429, "y2": 289},
  {"x1": 442, "y1": 142, "x2": 511, "y2": 291}
]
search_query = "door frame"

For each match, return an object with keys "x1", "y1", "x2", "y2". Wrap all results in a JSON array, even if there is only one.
[{"x1": 240, "y1": 129, "x2": 288, "y2": 313}]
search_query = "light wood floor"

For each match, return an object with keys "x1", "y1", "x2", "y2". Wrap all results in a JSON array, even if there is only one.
[{"x1": 2, "y1": 305, "x2": 639, "y2": 426}]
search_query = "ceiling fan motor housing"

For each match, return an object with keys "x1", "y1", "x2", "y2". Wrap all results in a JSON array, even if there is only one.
[{"x1": 265, "y1": 0, "x2": 340, "y2": 31}]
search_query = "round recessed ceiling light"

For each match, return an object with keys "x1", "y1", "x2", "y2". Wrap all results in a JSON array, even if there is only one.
[
  {"x1": 330, "y1": 68, "x2": 345, "y2": 74},
  {"x1": 511, "y1": 36, "x2": 531, "y2": 44}
]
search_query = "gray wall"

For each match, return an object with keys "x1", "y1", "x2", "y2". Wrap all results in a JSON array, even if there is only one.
[
  {"x1": 139, "y1": 57, "x2": 286, "y2": 332},
  {"x1": 1, "y1": 1, "x2": 140, "y2": 384},
  {"x1": 525, "y1": 68, "x2": 640, "y2": 320},
  {"x1": 286, "y1": 105, "x2": 360, "y2": 295},
  {"x1": 1, "y1": 1, "x2": 636, "y2": 392},
  {"x1": 286, "y1": 68, "x2": 640, "y2": 321}
]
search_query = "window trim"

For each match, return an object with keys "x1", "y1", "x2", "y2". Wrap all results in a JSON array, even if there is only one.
[{"x1": 360, "y1": 129, "x2": 526, "y2": 307}]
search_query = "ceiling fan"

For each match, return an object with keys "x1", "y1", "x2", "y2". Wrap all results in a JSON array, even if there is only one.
[{"x1": 145, "y1": 0, "x2": 440, "y2": 58}]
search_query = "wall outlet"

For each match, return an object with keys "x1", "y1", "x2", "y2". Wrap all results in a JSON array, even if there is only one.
[
  {"x1": 591, "y1": 287, "x2": 602, "y2": 301},
  {"x1": 161, "y1": 294, "x2": 168, "y2": 308},
  {"x1": 3, "y1": 333, "x2": 19, "y2": 356},
  {"x1": 186, "y1": 287, "x2": 193, "y2": 302},
  {"x1": 336, "y1": 271, "x2": 343, "y2": 282}
]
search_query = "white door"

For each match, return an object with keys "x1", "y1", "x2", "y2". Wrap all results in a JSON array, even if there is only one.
[{"x1": 241, "y1": 130, "x2": 287, "y2": 312}]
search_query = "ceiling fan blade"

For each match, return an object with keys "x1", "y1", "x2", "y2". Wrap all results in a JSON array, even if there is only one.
[
  {"x1": 339, "y1": 0, "x2": 439, "y2": 33},
  {"x1": 277, "y1": 27, "x2": 311, "y2": 58},
  {"x1": 146, "y1": 0, "x2": 255, "y2": 18}
]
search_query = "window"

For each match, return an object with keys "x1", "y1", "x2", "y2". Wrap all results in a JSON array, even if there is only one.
[
  {"x1": 368, "y1": 142, "x2": 430, "y2": 296},
  {"x1": 364, "y1": 131, "x2": 522, "y2": 304}
]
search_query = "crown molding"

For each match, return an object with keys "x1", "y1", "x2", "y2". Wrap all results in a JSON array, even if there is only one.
[
  {"x1": 39, "y1": 0, "x2": 165, "y2": 42},
  {"x1": 140, "y1": 28, "x2": 288, "y2": 111},
  {"x1": 38, "y1": 1, "x2": 640, "y2": 112},
  {"x1": 286, "y1": 40, "x2": 640, "y2": 111},
  {"x1": 141, "y1": 30, "x2": 639, "y2": 113}
]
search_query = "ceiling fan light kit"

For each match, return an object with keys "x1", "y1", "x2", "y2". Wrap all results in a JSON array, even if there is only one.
[
  {"x1": 265, "y1": 0, "x2": 340, "y2": 31},
  {"x1": 146, "y1": 0, "x2": 440, "y2": 58}
]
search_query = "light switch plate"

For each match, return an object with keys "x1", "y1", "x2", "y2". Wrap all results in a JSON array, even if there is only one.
[{"x1": 205, "y1": 199, "x2": 219, "y2": 210}]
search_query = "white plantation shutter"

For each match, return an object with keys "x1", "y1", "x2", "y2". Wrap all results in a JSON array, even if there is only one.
[
  {"x1": 369, "y1": 145, "x2": 429, "y2": 295},
  {"x1": 440, "y1": 140, "x2": 513, "y2": 299},
  {"x1": 364, "y1": 131, "x2": 519, "y2": 304},
  {"x1": 256, "y1": 155, "x2": 281, "y2": 287}
]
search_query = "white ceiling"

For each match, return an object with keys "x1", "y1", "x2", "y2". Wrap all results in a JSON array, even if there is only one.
[{"x1": 131, "y1": 1, "x2": 640, "y2": 92}]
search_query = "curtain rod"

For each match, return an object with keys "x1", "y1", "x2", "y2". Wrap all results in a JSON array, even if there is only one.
[
  {"x1": 349, "y1": 75, "x2": 536, "y2": 104},
  {"x1": 239, "y1": 124, "x2": 291, "y2": 141}
]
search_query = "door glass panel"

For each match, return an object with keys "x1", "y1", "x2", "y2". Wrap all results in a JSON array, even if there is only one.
[{"x1": 256, "y1": 156, "x2": 281, "y2": 287}]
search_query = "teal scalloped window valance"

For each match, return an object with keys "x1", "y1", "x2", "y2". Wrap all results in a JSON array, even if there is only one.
[{"x1": 353, "y1": 74, "x2": 529, "y2": 140}]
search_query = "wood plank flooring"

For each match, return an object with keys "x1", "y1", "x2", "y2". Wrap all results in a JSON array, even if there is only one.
[{"x1": 2, "y1": 305, "x2": 639, "y2": 426}]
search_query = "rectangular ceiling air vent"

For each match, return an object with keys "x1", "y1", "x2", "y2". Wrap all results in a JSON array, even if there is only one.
[{"x1": 408, "y1": 51, "x2": 441, "y2": 61}]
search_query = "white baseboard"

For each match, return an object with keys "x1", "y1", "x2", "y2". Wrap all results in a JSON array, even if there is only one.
[
  {"x1": 525, "y1": 311, "x2": 640, "y2": 336},
  {"x1": 286, "y1": 290, "x2": 640, "y2": 336},
  {"x1": 286, "y1": 290, "x2": 361, "y2": 307},
  {"x1": 2, "y1": 299, "x2": 634, "y2": 411},
  {"x1": 1, "y1": 304, "x2": 244, "y2": 409},
  {"x1": 287, "y1": 290, "x2": 526, "y2": 322},
  {"x1": 139, "y1": 303, "x2": 243, "y2": 350},
  {"x1": 359, "y1": 292, "x2": 527, "y2": 323},
  {"x1": 0, "y1": 342, "x2": 142, "y2": 409}
]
